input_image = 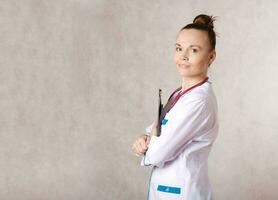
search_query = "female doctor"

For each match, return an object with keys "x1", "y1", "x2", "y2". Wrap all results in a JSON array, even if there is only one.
[{"x1": 132, "y1": 14, "x2": 219, "y2": 200}]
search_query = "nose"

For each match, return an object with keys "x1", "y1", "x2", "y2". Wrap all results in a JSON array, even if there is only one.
[
  {"x1": 180, "y1": 50, "x2": 189, "y2": 61},
  {"x1": 181, "y1": 56, "x2": 188, "y2": 61}
]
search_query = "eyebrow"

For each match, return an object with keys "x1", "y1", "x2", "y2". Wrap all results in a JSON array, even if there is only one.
[{"x1": 175, "y1": 43, "x2": 202, "y2": 49}]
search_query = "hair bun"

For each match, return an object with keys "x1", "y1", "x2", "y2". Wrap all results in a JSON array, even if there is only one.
[{"x1": 193, "y1": 14, "x2": 216, "y2": 29}]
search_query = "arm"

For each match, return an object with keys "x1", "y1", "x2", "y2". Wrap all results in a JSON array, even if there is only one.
[
  {"x1": 132, "y1": 122, "x2": 155, "y2": 157},
  {"x1": 145, "y1": 122, "x2": 155, "y2": 135},
  {"x1": 141, "y1": 98, "x2": 211, "y2": 168}
]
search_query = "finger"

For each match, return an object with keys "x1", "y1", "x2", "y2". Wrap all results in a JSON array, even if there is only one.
[
  {"x1": 137, "y1": 141, "x2": 147, "y2": 155},
  {"x1": 132, "y1": 141, "x2": 141, "y2": 155},
  {"x1": 139, "y1": 139, "x2": 148, "y2": 152},
  {"x1": 143, "y1": 135, "x2": 150, "y2": 146},
  {"x1": 146, "y1": 135, "x2": 150, "y2": 143},
  {"x1": 135, "y1": 151, "x2": 143, "y2": 157},
  {"x1": 132, "y1": 143, "x2": 141, "y2": 154},
  {"x1": 132, "y1": 136, "x2": 148, "y2": 156},
  {"x1": 132, "y1": 142, "x2": 141, "y2": 154},
  {"x1": 131, "y1": 143, "x2": 137, "y2": 154},
  {"x1": 139, "y1": 139, "x2": 147, "y2": 150},
  {"x1": 135, "y1": 141, "x2": 144, "y2": 154}
]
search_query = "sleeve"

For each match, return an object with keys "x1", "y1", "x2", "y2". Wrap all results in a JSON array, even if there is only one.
[
  {"x1": 141, "y1": 98, "x2": 210, "y2": 168},
  {"x1": 144, "y1": 123, "x2": 154, "y2": 136}
]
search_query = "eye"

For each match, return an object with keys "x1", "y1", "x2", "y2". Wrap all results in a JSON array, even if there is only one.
[
  {"x1": 191, "y1": 48, "x2": 198, "y2": 53},
  {"x1": 175, "y1": 47, "x2": 182, "y2": 51}
]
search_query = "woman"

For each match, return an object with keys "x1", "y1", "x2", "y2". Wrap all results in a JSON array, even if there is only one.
[{"x1": 132, "y1": 14, "x2": 219, "y2": 200}]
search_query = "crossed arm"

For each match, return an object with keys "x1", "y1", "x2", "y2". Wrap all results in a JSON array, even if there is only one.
[
  {"x1": 131, "y1": 121, "x2": 156, "y2": 156},
  {"x1": 131, "y1": 98, "x2": 211, "y2": 168}
]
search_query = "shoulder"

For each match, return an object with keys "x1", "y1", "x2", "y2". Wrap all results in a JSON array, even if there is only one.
[
  {"x1": 181, "y1": 82, "x2": 212, "y2": 102},
  {"x1": 179, "y1": 82, "x2": 218, "y2": 112}
]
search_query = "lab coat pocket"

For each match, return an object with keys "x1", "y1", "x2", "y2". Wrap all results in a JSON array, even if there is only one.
[{"x1": 153, "y1": 182, "x2": 184, "y2": 200}]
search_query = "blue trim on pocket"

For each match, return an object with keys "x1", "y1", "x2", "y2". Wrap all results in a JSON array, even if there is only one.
[
  {"x1": 157, "y1": 185, "x2": 181, "y2": 194},
  {"x1": 161, "y1": 119, "x2": 168, "y2": 125}
]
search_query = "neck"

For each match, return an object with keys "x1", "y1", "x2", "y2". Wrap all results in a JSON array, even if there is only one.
[{"x1": 181, "y1": 75, "x2": 207, "y2": 92}]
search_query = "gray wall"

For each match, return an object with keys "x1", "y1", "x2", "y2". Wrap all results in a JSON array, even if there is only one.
[{"x1": 1, "y1": 0, "x2": 278, "y2": 199}]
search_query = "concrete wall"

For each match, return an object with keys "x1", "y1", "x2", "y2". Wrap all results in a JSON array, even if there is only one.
[{"x1": 1, "y1": 0, "x2": 278, "y2": 199}]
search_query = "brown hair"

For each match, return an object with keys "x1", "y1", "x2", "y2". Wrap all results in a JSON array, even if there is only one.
[{"x1": 180, "y1": 14, "x2": 217, "y2": 51}]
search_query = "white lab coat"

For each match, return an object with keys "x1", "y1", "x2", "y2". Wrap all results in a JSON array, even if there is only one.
[{"x1": 141, "y1": 81, "x2": 219, "y2": 200}]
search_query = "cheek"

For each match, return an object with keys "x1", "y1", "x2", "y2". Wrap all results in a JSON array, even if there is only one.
[
  {"x1": 173, "y1": 53, "x2": 179, "y2": 63},
  {"x1": 191, "y1": 54, "x2": 210, "y2": 66}
]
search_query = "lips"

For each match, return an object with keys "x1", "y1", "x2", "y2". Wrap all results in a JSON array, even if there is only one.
[{"x1": 178, "y1": 64, "x2": 190, "y2": 69}]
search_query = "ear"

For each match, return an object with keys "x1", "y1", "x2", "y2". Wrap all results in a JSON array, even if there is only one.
[{"x1": 208, "y1": 50, "x2": 216, "y2": 66}]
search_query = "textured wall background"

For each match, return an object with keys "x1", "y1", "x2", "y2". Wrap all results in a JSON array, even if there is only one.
[{"x1": 1, "y1": 0, "x2": 278, "y2": 199}]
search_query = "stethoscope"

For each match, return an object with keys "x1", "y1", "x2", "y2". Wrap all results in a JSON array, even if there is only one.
[
  {"x1": 158, "y1": 76, "x2": 209, "y2": 131},
  {"x1": 169, "y1": 76, "x2": 209, "y2": 109}
]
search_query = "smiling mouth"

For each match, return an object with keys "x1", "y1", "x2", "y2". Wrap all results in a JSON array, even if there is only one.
[{"x1": 178, "y1": 64, "x2": 190, "y2": 69}]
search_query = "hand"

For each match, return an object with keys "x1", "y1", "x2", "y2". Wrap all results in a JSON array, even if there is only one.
[{"x1": 132, "y1": 134, "x2": 150, "y2": 157}]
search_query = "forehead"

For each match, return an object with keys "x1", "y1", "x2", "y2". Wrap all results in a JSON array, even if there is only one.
[{"x1": 176, "y1": 29, "x2": 209, "y2": 47}]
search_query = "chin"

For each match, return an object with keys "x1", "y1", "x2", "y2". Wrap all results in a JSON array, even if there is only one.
[
  {"x1": 176, "y1": 69, "x2": 190, "y2": 77},
  {"x1": 179, "y1": 74, "x2": 191, "y2": 78}
]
